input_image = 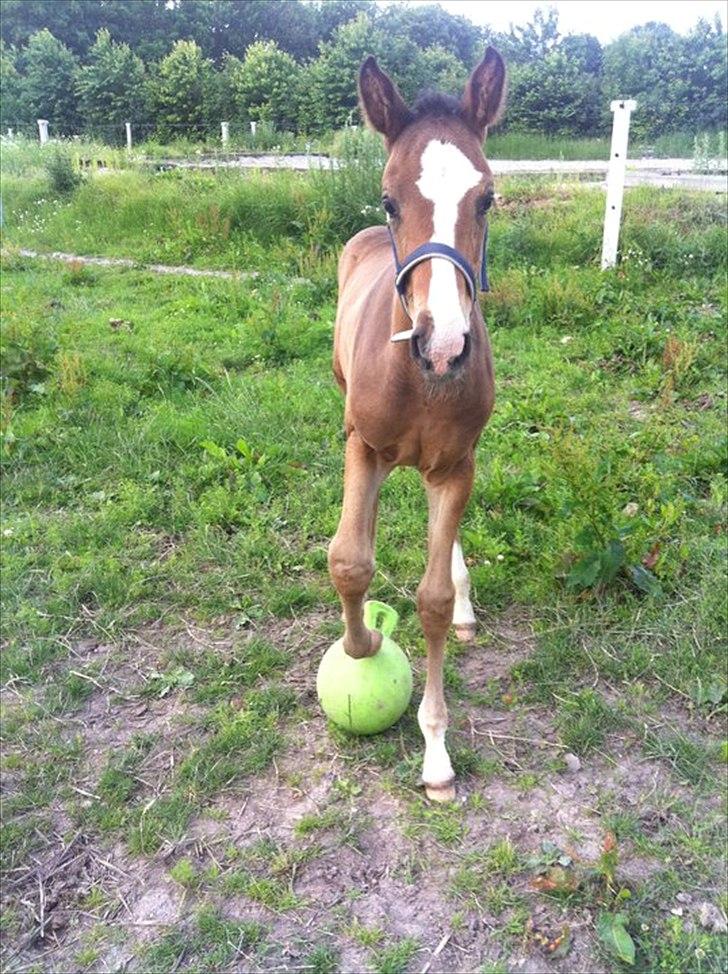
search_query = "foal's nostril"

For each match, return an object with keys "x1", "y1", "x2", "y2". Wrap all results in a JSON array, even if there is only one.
[
  {"x1": 449, "y1": 333, "x2": 471, "y2": 370},
  {"x1": 411, "y1": 333, "x2": 433, "y2": 370}
]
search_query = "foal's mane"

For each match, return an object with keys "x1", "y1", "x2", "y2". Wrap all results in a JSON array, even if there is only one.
[
  {"x1": 391, "y1": 91, "x2": 469, "y2": 140},
  {"x1": 410, "y1": 91, "x2": 464, "y2": 123}
]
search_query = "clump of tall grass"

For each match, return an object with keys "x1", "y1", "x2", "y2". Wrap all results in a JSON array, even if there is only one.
[
  {"x1": 307, "y1": 127, "x2": 386, "y2": 247},
  {"x1": 43, "y1": 146, "x2": 84, "y2": 194},
  {"x1": 487, "y1": 131, "x2": 611, "y2": 161}
]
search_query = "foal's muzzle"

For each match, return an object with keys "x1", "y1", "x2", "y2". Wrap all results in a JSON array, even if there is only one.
[{"x1": 411, "y1": 316, "x2": 471, "y2": 376}]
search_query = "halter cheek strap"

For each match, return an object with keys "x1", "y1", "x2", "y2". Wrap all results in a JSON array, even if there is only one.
[{"x1": 387, "y1": 221, "x2": 489, "y2": 342}]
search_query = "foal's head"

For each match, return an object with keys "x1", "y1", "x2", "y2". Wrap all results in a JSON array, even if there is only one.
[{"x1": 359, "y1": 49, "x2": 506, "y2": 376}]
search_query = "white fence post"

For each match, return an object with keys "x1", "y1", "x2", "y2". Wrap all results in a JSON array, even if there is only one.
[
  {"x1": 221, "y1": 121, "x2": 229, "y2": 146},
  {"x1": 601, "y1": 99, "x2": 637, "y2": 270},
  {"x1": 37, "y1": 119, "x2": 49, "y2": 144},
  {"x1": 250, "y1": 121, "x2": 257, "y2": 136},
  {"x1": 7, "y1": 128, "x2": 13, "y2": 138},
  {"x1": 125, "y1": 122, "x2": 132, "y2": 151}
]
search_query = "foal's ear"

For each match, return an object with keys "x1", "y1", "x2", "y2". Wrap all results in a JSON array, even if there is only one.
[
  {"x1": 461, "y1": 47, "x2": 506, "y2": 141},
  {"x1": 359, "y1": 56, "x2": 412, "y2": 147}
]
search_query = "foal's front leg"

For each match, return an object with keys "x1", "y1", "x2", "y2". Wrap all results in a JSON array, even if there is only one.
[
  {"x1": 452, "y1": 538, "x2": 476, "y2": 642},
  {"x1": 328, "y1": 431, "x2": 390, "y2": 658},
  {"x1": 418, "y1": 457, "x2": 474, "y2": 801}
]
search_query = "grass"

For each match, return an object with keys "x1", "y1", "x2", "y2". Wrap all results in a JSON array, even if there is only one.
[
  {"x1": 143, "y1": 907, "x2": 264, "y2": 973},
  {"x1": 487, "y1": 132, "x2": 612, "y2": 160},
  {"x1": 487, "y1": 128, "x2": 726, "y2": 160},
  {"x1": 372, "y1": 938, "x2": 419, "y2": 974},
  {"x1": 1, "y1": 148, "x2": 726, "y2": 972}
]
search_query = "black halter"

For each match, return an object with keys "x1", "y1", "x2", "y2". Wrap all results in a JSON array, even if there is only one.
[{"x1": 387, "y1": 221, "x2": 489, "y2": 341}]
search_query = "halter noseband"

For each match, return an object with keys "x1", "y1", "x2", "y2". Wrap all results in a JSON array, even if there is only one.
[{"x1": 387, "y1": 221, "x2": 490, "y2": 343}]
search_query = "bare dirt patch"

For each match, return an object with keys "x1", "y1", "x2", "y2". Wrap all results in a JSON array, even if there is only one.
[{"x1": 2, "y1": 609, "x2": 724, "y2": 973}]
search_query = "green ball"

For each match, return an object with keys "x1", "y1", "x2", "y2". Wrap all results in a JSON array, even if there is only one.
[{"x1": 317, "y1": 633, "x2": 413, "y2": 735}]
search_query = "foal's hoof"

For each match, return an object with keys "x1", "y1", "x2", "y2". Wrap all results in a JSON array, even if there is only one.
[
  {"x1": 367, "y1": 628, "x2": 383, "y2": 657},
  {"x1": 424, "y1": 780, "x2": 456, "y2": 803},
  {"x1": 454, "y1": 624, "x2": 476, "y2": 643},
  {"x1": 343, "y1": 628, "x2": 381, "y2": 659}
]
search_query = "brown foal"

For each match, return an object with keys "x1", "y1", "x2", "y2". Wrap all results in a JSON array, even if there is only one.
[{"x1": 328, "y1": 49, "x2": 506, "y2": 801}]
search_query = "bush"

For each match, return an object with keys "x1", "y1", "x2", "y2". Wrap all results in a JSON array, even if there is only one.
[{"x1": 43, "y1": 146, "x2": 82, "y2": 194}]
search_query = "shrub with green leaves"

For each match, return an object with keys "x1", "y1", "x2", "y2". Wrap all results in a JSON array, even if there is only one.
[{"x1": 43, "y1": 145, "x2": 82, "y2": 194}]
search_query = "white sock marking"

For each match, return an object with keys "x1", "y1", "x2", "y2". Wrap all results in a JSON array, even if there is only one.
[
  {"x1": 416, "y1": 140, "x2": 482, "y2": 370},
  {"x1": 418, "y1": 699, "x2": 454, "y2": 788},
  {"x1": 452, "y1": 540, "x2": 476, "y2": 628}
]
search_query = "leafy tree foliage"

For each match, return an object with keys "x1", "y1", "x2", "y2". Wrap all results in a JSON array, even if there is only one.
[
  {"x1": 1, "y1": 1, "x2": 170, "y2": 60},
  {"x1": 75, "y1": 29, "x2": 148, "y2": 135},
  {"x1": 19, "y1": 29, "x2": 80, "y2": 133},
  {"x1": 375, "y1": 4, "x2": 482, "y2": 64},
  {"x1": 0, "y1": 42, "x2": 27, "y2": 128},
  {"x1": 298, "y1": 14, "x2": 385, "y2": 132},
  {"x1": 603, "y1": 19, "x2": 727, "y2": 139},
  {"x1": 410, "y1": 45, "x2": 470, "y2": 97},
  {"x1": 2, "y1": 2, "x2": 725, "y2": 141},
  {"x1": 149, "y1": 40, "x2": 215, "y2": 139},
  {"x1": 508, "y1": 51, "x2": 602, "y2": 136},
  {"x1": 500, "y1": 7, "x2": 561, "y2": 64},
  {"x1": 226, "y1": 41, "x2": 301, "y2": 130}
]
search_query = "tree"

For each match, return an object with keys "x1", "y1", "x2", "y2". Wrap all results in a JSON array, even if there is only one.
[
  {"x1": 173, "y1": 0, "x2": 319, "y2": 63},
  {"x1": 410, "y1": 45, "x2": 470, "y2": 98},
  {"x1": 75, "y1": 29, "x2": 148, "y2": 137},
  {"x1": 560, "y1": 33, "x2": 602, "y2": 76},
  {"x1": 20, "y1": 29, "x2": 80, "y2": 133},
  {"x1": 375, "y1": 3, "x2": 482, "y2": 64},
  {"x1": 603, "y1": 23, "x2": 681, "y2": 139},
  {"x1": 0, "y1": 42, "x2": 28, "y2": 128},
  {"x1": 680, "y1": 18, "x2": 727, "y2": 133},
  {"x1": 312, "y1": 0, "x2": 375, "y2": 45},
  {"x1": 299, "y1": 12, "x2": 434, "y2": 132},
  {"x1": 150, "y1": 39, "x2": 215, "y2": 140},
  {"x1": 0, "y1": 0, "x2": 171, "y2": 60},
  {"x1": 507, "y1": 51, "x2": 602, "y2": 136},
  {"x1": 298, "y1": 14, "x2": 382, "y2": 132},
  {"x1": 502, "y1": 6, "x2": 561, "y2": 64},
  {"x1": 604, "y1": 19, "x2": 727, "y2": 139},
  {"x1": 227, "y1": 41, "x2": 301, "y2": 129}
]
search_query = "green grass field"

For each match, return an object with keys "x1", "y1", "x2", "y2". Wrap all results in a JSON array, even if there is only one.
[{"x1": 1, "y1": 147, "x2": 726, "y2": 973}]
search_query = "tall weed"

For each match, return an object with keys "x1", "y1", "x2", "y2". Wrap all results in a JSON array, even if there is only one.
[
  {"x1": 308, "y1": 127, "x2": 386, "y2": 247},
  {"x1": 43, "y1": 147, "x2": 83, "y2": 195}
]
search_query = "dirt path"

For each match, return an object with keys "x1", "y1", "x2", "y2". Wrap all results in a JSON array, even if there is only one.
[{"x1": 8, "y1": 249, "x2": 256, "y2": 281}]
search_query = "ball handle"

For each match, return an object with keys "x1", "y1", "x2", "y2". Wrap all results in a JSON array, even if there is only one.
[{"x1": 363, "y1": 600, "x2": 398, "y2": 637}]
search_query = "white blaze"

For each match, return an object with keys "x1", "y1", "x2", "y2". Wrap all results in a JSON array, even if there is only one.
[{"x1": 416, "y1": 140, "x2": 481, "y2": 371}]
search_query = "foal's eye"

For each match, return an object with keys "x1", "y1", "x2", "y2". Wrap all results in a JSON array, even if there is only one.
[
  {"x1": 382, "y1": 196, "x2": 398, "y2": 218},
  {"x1": 476, "y1": 191, "x2": 495, "y2": 216}
]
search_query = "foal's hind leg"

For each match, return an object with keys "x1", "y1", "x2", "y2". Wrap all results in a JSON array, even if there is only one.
[
  {"x1": 418, "y1": 456, "x2": 474, "y2": 802},
  {"x1": 329, "y1": 431, "x2": 390, "y2": 659},
  {"x1": 452, "y1": 538, "x2": 476, "y2": 642}
]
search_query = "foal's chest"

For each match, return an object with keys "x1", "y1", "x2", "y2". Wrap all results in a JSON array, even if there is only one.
[{"x1": 350, "y1": 391, "x2": 489, "y2": 473}]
